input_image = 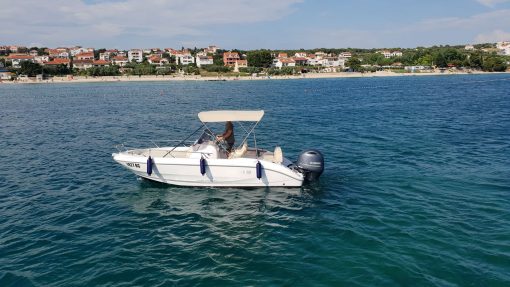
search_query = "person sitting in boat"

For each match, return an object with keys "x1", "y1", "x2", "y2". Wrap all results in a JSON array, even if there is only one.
[{"x1": 216, "y1": 121, "x2": 235, "y2": 153}]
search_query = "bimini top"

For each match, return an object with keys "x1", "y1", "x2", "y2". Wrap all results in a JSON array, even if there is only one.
[{"x1": 198, "y1": 110, "x2": 264, "y2": 123}]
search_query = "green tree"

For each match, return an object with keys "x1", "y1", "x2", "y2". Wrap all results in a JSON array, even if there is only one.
[
  {"x1": 45, "y1": 64, "x2": 71, "y2": 76},
  {"x1": 267, "y1": 67, "x2": 295, "y2": 75},
  {"x1": 246, "y1": 50, "x2": 273, "y2": 68},
  {"x1": 346, "y1": 57, "x2": 362, "y2": 71},
  {"x1": 18, "y1": 61, "x2": 42, "y2": 76},
  {"x1": 38, "y1": 47, "x2": 48, "y2": 56},
  {"x1": 213, "y1": 53, "x2": 224, "y2": 66},
  {"x1": 239, "y1": 67, "x2": 263, "y2": 74},
  {"x1": 94, "y1": 48, "x2": 106, "y2": 59},
  {"x1": 125, "y1": 62, "x2": 156, "y2": 75},
  {"x1": 482, "y1": 55, "x2": 507, "y2": 72},
  {"x1": 433, "y1": 51, "x2": 447, "y2": 67},
  {"x1": 468, "y1": 52, "x2": 483, "y2": 69},
  {"x1": 364, "y1": 53, "x2": 385, "y2": 65},
  {"x1": 183, "y1": 65, "x2": 200, "y2": 75},
  {"x1": 202, "y1": 65, "x2": 232, "y2": 73},
  {"x1": 417, "y1": 54, "x2": 433, "y2": 66}
]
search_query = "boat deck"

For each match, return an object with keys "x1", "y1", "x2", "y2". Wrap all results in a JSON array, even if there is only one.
[{"x1": 124, "y1": 146, "x2": 278, "y2": 162}]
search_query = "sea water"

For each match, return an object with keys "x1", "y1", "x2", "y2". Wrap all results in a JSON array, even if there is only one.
[{"x1": 0, "y1": 75, "x2": 509, "y2": 286}]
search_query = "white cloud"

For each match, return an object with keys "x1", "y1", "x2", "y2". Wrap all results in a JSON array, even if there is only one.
[
  {"x1": 300, "y1": 8, "x2": 510, "y2": 48},
  {"x1": 0, "y1": 0, "x2": 302, "y2": 47},
  {"x1": 475, "y1": 29, "x2": 510, "y2": 42},
  {"x1": 476, "y1": 0, "x2": 510, "y2": 7},
  {"x1": 416, "y1": 9, "x2": 510, "y2": 30}
]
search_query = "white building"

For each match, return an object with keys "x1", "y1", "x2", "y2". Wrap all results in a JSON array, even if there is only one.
[
  {"x1": 6, "y1": 54, "x2": 34, "y2": 68},
  {"x1": 321, "y1": 57, "x2": 345, "y2": 68},
  {"x1": 196, "y1": 51, "x2": 208, "y2": 57},
  {"x1": 100, "y1": 51, "x2": 117, "y2": 61},
  {"x1": 315, "y1": 51, "x2": 327, "y2": 58},
  {"x1": 496, "y1": 41, "x2": 510, "y2": 55},
  {"x1": 391, "y1": 51, "x2": 403, "y2": 57},
  {"x1": 48, "y1": 48, "x2": 70, "y2": 59},
  {"x1": 275, "y1": 58, "x2": 296, "y2": 69},
  {"x1": 70, "y1": 47, "x2": 94, "y2": 56},
  {"x1": 128, "y1": 49, "x2": 143, "y2": 62},
  {"x1": 196, "y1": 55, "x2": 213, "y2": 67},
  {"x1": 176, "y1": 53, "x2": 195, "y2": 65},
  {"x1": 204, "y1": 45, "x2": 218, "y2": 54},
  {"x1": 34, "y1": 55, "x2": 50, "y2": 64},
  {"x1": 148, "y1": 56, "x2": 169, "y2": 66},
  {"x1": 405, "y1": 66, "x2": 432, "y2": 72},
  {"x1": 379, "y1": 50, "x2": 403, "y2": 59},
  {"x1": 111, "y1": 56, "x2": 128, "y2": 67},
  {"x1": 0, "y1": 67, "x2": 12, "y2": 80},
  {"x1": 465, "y1": 45, "x2": 475, "y2": 51}
]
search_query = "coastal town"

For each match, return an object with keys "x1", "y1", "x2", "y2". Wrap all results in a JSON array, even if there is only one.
[{"x1": 0, "y1": 42, "x2": 509, "y2": 83}]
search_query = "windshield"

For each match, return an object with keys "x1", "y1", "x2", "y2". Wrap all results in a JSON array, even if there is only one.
[{"x1": 195, "y1": 130, "x2": 214, "y2": 144}]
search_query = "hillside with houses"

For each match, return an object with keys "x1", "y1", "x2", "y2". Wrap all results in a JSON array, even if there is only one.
[{"x1": 0, "y1": 42, "x2": 509, "y2": 81}]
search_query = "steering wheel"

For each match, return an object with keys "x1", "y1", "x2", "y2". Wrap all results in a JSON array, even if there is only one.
[{"x1": 215, "y1": 138, "x2": 229, "y2": 152}]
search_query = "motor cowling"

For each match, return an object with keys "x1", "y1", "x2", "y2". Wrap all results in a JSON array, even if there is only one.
[{"x1": 296, "y1": 149, "x2": 324, "y2": 181}]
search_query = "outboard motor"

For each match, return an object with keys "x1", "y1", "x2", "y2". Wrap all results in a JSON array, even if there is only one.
[{"x1": 295, "y1": 149, "x2": 324, "y2": 181}]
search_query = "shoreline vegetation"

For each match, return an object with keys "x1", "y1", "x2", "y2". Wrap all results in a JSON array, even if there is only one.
[
  {"x1": 2, "y1": 70, "x2": 509, "y2": 84},
  {"x1": 1, "y1": 42, "x2": 509, "y2": 85}
]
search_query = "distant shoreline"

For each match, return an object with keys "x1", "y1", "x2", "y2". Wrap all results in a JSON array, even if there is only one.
[{"x1": 2, "y1": 70, "x2": 509, "y2": 84}]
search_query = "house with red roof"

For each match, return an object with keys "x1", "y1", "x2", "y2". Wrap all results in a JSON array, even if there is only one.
[
  {"x1": 275, "y1": 58, "x2": 295, "y2": 69},
  {"x1": 293, "y1": 57, "x2": 308, "y2": 66},
  {"x1": 196, "y1": 55, "x2": 213, "y2": 67},
  {"x1": 93, "y1": 60, "x2": 110, "y2": 67},
  {"x1": 175, "y1": 51, "x2": 194, "y2": 65},
  {"x1": 223, "y1": 51, "x2": 240, "y2": 66},
  {"x1": 70, "y1": 47, "x2": 94, "y2": 57},
  {"x1": 111, "y1": 55, "x2": 128, "y2": 67},
  {"x1": 73, "y1": 59, "x2": 94, "y2": 70},
  {"x1": 148, "y1": 56, "x2": 169, "y2": 66},
  {"x1": 44, "y1": 58, "x2": 71, "y2": 68},
  {"x1": 9, "y1": 46, "x2": 27, "y2": 53},
  {"x1": 100, "y1": 50, "x2": 118, "y2": 61},
  {"x1": 234, "y1": 60, "x2": 248, "y2": 72},
  {"x1": 48, "y1": 48, "x2": 70, "y2": 59},
  {"x1": 75, "y1": 52, "x2": 94, "y2": 60},
  {"x1": 6, "y1": 54, "x2": 34, "y2": 68}
]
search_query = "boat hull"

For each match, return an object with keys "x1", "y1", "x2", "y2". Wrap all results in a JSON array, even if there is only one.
[{"x1": 113, "y1": 153, "x2": 304, "y2": 187}]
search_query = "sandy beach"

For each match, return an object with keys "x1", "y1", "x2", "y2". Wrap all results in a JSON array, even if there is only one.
[{"x1": 1, "y1": 70, "x2": 508, "y2": 84}]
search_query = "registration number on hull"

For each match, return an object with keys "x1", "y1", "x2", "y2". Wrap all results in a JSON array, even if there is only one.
[{"x1": 126, "y1": 162, "x2": 140, "y2": 168}]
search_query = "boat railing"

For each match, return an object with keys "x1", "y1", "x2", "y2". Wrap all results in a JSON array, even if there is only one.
[
  {"x1": 114, "y1": 140, "x2": 195, "y2": 153},
  {"x1": 150, "y1": 139, "x2": 195, "y2": 148}
]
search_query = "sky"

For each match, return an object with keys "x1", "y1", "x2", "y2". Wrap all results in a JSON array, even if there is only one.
[{"x1": 1, "y1": 0, "x2": 510, "y2": 50}]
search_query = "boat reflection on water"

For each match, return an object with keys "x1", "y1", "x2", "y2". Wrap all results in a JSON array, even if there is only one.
[{"x1": 123, "y1": 179, "x2": 322, "y2": 217}]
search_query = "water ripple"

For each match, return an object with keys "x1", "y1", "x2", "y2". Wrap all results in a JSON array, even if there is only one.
[{"x1": 1, "y1": 75, "x2": 510, "y2": 286}]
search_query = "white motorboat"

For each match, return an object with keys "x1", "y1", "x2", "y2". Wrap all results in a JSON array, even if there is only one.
[{"x1": 112, "y1": 110, "x2": 324, "y2": 187}]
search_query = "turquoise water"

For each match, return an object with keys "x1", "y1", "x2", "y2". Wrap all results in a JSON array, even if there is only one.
[{"x1": 1, "y1": 75, "x2": 509, "y2": 286}]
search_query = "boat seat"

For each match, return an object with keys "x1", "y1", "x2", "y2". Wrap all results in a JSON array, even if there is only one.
[
  {"x1": 229, "y1": 142, "x2": 248, "y2": 159},
  {"x1": 273, "y1": 146, "x2": 283, "y2": 164}
]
